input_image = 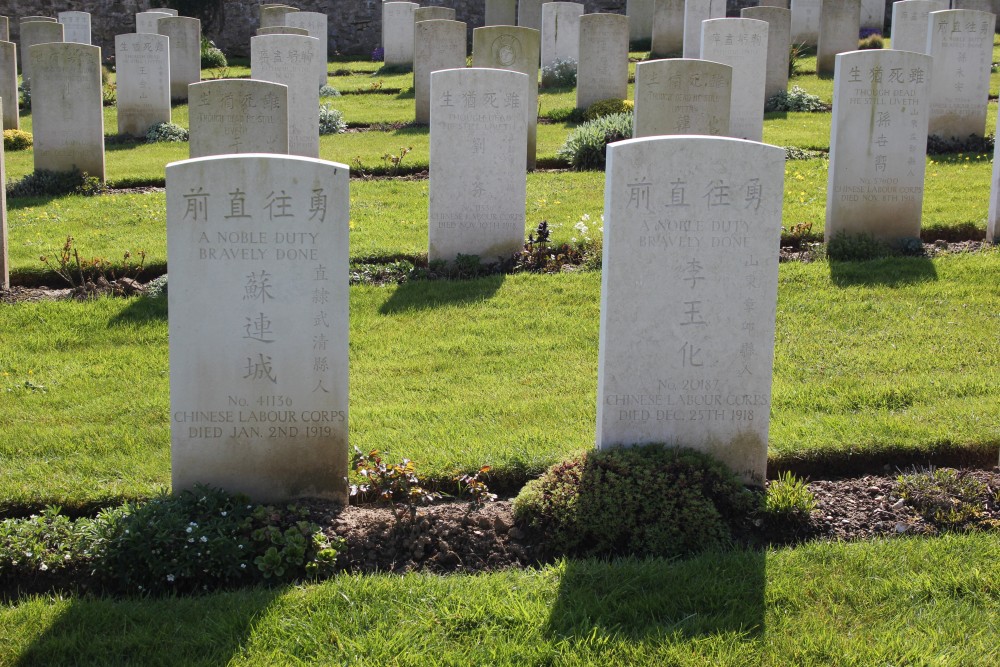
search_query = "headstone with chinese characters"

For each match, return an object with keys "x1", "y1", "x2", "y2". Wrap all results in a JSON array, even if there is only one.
[
  {"x1": 189, "y1": 80, "x2": 289, "y2": 158},
  {"x1": 651, "y1": 0, "x2": 685, "y2": 58},
  {"x1": 257, "y1": 26, "x2": 310, "y2": 36},
  {"x1": 518, "y1": 0, "x2": 552, "y2": 31},
  {"x1": 20, "y1": 20, "x2": 63, "y2": 85},
  {"x1": 576, "y1": 13, "x2": 629, "y2": 110},
  {"x1": 166, "y1": 154, "x2": 349, "y2": 504},
  {"x1": 741, "y1": 6, "x2": 790, "y2": 103},
  {"x1": 633, "y1": 58, "x2": 732, "y2": 137},
  {"x1": 148, "y1": 7, "x2": 179, "y2": 16},
  {"x1": 541, "y1": 2, "x2": 583, "y2": 74},
  {"x1": 251, "y1": 34, "x2": 321, "y2": 158},
  {"x1": 817, "y1": 0, "x2": 861, "y2": 76},
  {"x1": 1, "y1": 98, "x2": 7, "y2": 290},
  {"x1": 414, "y1": 20, "x2": 467, "y2": 124},
  {"x1": 285, "y1": 12, "x2": 329, "y2": 88},
  {"x1": 382, "y1": 2, "x2": 418, "y2": 67},
  {"x1": 136, "y1": 11, "x2": 171, "y2": 35},
  {"x1": 597, "y1": 135, "x2": 785, "y2": 486},
  {"x1": 428, "y1": 67, "x2": 529, "y2": 264},
  {"x1": 683, "y1": 0, "x2": 726, "y2": 58},
  {"x1": 0, "y1": 41, "x2": 17, "y2": 130},
  {"x1": 790, "y1": 0, "x2": 821, "y2": 46},
  {"x1": 861, "y1": 0, "x2": 886, "y2": 31},
  {"x1": 261, "y1": 5, "x2": 299, "y2": 28},
  {"x1": 158, "y1": 16, "x2": 201, "y2": 101},
  {"x1": 627, "y1": 0, "x2": 655, "y2": 45},
  {"x1": 701, "y1": 19, "x2": 769, "y2": 142},
  {"x1": 826, "y1": 49, "x2": 931, "y2": 242},
  {"x1": 890, "y1": 1, "x2": 948, "y2": 54},
  {"x1": 115, "y1": 33, "x2": 171, "y2": 137},
  {"x1": 472, "y1": 26, "x2": 541, "y2": 169},
  {"x1": 58, "y1": 11, "x2": 90, "y2": 44},
  {"x1": 988, "y1": 109, "x2": 1000, "y2": 241},
  {"x1": 486, "y1": 0, "x2": 518, "y2": 26},
  {"x1": 415, "y1": 7, "x2": 456, "y2": 22},
  {"x1": 927, "y1": 9, "x2": 995, "y2": 141},
  {"x1": 30, "y1": 42, "x2": 104, "y2": 180}
]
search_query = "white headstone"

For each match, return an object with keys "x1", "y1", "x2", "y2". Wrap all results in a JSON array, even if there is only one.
[
  {"x1": 189, "y1": 80, "x2": 289, "y2": 158},
  {"x1": 166, "y1": 154, "x2": 349, "y2": 504},
  {"x1": 429, "y1": 67, "x2": 529, "y2": 264},
  {"x1": 0, "y1": 41, "x2": 17, "y2": 130},
  {"x1": 115, "y1": 33, "x2": 171, "y2": 137},
  {"x1": 136, "y1": 11, "x2": 171, "y2": 35},
  {"x1": 414, "y1": 20, "x2": 467, "y2": 124},
  {"x1": 627, "y1": 0, "x2": 656, "y2": 44},
  {"x1": 251, "y1": 34, "x2": 321, "y2": 158},
  {"x1": 58, "y1": 11, "x2": 90, "y2": 44},
  {"x1": 577, "y1": 13, "x2": 629, "y2": 110},
  {"x1": 988, "y1": 107, "x2": 1000, "y2": 241},
  {"x1": 598, "y1": 135, "x2": 785, "y2": 486},
  {"x1": 29, "y1": 42, "x2": 104, "y2": 180},
  {"x1": 683, "y1": 0, "x2": 726, "y2": 58},
  {"x1": 486, "y1": 0, "x2": 518, "y2": 26},
  {"x1": 861, "y1": 0, "x2": 886, "y2": 30},
  {"x1": 790, "y1": 0, "x2": 821, "y2": 46},
  {"x1": 260, "y1": 5, "x2": 299, "y2": 28},
  {"x1": 148, "y1": 7, "x2": 179, "y2": 16},
  {"x1": 741, "y1": 6, "x2": 791, "y2": 103},
  {"x1": 472, "y1": 26, "x2": 540, "y2": 170},
  {"x1": 20, "y1": 16, "x2": 56, "y2": 23},
  {"x1": 0, "y1": 98, "x2": 6, "y2": 291},
  {"x1": 20, "y1": 20, "x2": 63, "y2": 85},
  {"x1": 518, "y1": 0, "x2": 552, "y2": 30},
  {"x1": 701, "y1": 19, "x2": 769, "y2": 142},
  {"x1": 927, "y1": 9, "x2": 996, "y2": 140},
  {"x1": 651, "y1": 0, "x2": 685, "y2": 57},
  {"x1": 158, "y1": 16, "x2": 201, "y2": 101},
  {"x1": 382, "y1": 2, "x2": 418, "y2": 67},
  {"x1": 415, "y1": 7, "x2": 456, "y2": 22},
  {"x1": 890, "y1": 1, "x2": 948, "y2": 54},
  {"x1": 541, "y1": 2, "x2": 583, "y2": 75},
  {"x1": 633, "y1": 58, "x2": 732, "y2": 137},
  {"x1": 285, "y1": 12, "x2": 329, "y2": 88},
  {"x1": 817, "y1": 0, "x2": 861, "y2": 76},
  {"x1": 951, "y1": 0, "x2": 995, "y2": 11},
  {"x1": 257, "y1": 26, "x2": 310, "y2": 36},
  {"x1": 826, "y1": 49, "x2": 931, "y2": 242}
]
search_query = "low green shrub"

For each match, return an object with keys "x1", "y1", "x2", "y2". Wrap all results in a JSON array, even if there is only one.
[
  {"x1": 926, "y1": 133, "x2": 994, "y2": 155},
  {"x1": 897, "y1": 468, "x2": 990, "y2": 530},
  {"x1": 319, "y1": 104, "x2": 347, "y2": 135},
  {"x1": 146, "y1": 122, "x2": 189, "y2": 143},
  {"x1": 858, "y1": 34, "x2": 884, "y2": 50},
  {"x1": 3, "y1": 129, "x2": 33, "y2": 151},
  {"x1": 319, "y1": 84, "x2": 342, "y2": 97},
  {"x1": 6, "y1": 169, "x2": 104, "y2": 198},
  {"x1": 541, "y1": 58, "x2": 577, "y2": 88},
  {"x1": 201, "y1": 36, "x2": 228, "y2": 68},
  {"x1": 765, "y1": 86, "x2": 829, "y2": 113},
  {"x1": 513, "y1": 445, "x2": 757, "y2": 559},
  {"x1": 582, "y1": 98, "x2": 633, "y2": 122},
  {"x1": 557, "y1": 111, "x2": 633, "y2": 170},
  {"x1": 762, "y1": 471, "x2": 817, "y2": 524}
]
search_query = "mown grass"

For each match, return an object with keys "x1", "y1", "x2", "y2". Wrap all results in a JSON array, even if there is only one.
[{"x1": 1, "y1": 534, "x2": 997, "y2": 666}]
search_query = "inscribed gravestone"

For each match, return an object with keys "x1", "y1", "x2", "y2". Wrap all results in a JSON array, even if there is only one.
[
  {"x1": 251, "y1": 34, "x2": 320, "y2": 158},
  {"x1": 415, "y1": 7, "x2": 456, "y2": 22},
  {"x1": 927, "y1": 9, "x2": 995, "y2": 140},
  {"x1": 286, "y1": 12, "x2": 329, "y2": 88},
  {"x1": 0, "y1": 41, "x2": 17, "y2": 130},
  {"x1": 428, "y1": 67, "x2": 528, "y2": 264},
  {"x1": 20, "y1": 21, "x2": 63, "y2": 85},
  {"x1": 414, "y1": 19, "x2": 466, "y2": 124},
  {"x1": 472, "y1": 26, "x2": 540, "y2": 170},
  {"x1": 30, "y1": 42, "x2": 104, "y2": 180},
  {"x1": 577, "y1": 13, "x2": 629, "y2": 110},
  {"x1": 383, "y1": 2, "x2": 418, "y2": 67},
  {"x1": 518, "y1": 0, "x2": 552, "y2": 31},
  {"x1": 627, "y1": 0, "x2": 655, "y2": 44},
  {"x1": 861, "y1": 0, "x2": 886, "y2": 30},
  {"x1": 189, "y1": 80, "x2": 289, "y2": 158},
  {"x1": 598, "y1": 135, "x2": 785, "y2": 486},
  {"x1": 166, "y1": 154, "x2": 349, "y2": 503},
  {"x1": 541, "y1": 2, "x2": 583, "y2": 74},
  {"x1": 826, "y1": 49, "x2": 931, "y2": 242},
  {"x1": 817, "y1": 0, "x2": 861, "y2": 76},
  {"x1": 261, "y1": 5, "x2": 299, "y2": 28},
  {"x1": 890, "y1": 1, "x2": 948, "y2": 54},
  {"x1": 741, "y1": 6, "x2": 791, "y2": 103},
  {"x1": 633, "y1": 58, "x2": 731, "y2": 137},
  {"x1": 159, "y1": 16, "x2": 201, "y2": 101},
  {"x1": 115, "y1": 33, "x2": 171, "y2": 137},
  {"x1": 58, "y1": 11, "x2": 90, "y2": 44},
  {"x1": 1, "y1": 99, "x2": 6, "y2": 290},
  {"x1": 486, "y1": 0, "x2": 517, "y2": 27},
  {"x1": 790, "y1": 0, "x2": 821, "y2": 46},
  {"x1": 683, "y1": 0, "x2": 726, "y2": 58},
  {"x1": 651, "y1": 0, "x2": 685, "y2": 57},
  {"x1": 136, "y1": 11, "x2": 171, "y2": 34},
  {"x1": 701, "y1": 19, "x2": 768, "y2": 142},
  {"x1": 988, "y1": 108, "x2": 1000, "y2": 241},
  {"x1": 257, "y1": 26, "x2": 310, "y2": 36}
]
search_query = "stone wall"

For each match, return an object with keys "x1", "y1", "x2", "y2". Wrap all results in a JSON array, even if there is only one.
[{"x1": 2, "y1": 0, "x2": 765, "y2": 58}]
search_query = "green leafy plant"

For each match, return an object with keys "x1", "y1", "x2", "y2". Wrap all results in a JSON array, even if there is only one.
[
  {"x1": 7, "y1": 169, "x2": 105, "y2": 198},
  {"x1": 101, "y1": 65, "x2": 116, "y2": 105},
  {"x1": 350, "y1": 447, "x2": 442, "y2": 520},
  {"x1": 897, "y1": 468, "x2": 989, "y2": 530},
  {"x1": 858, "y1": 34, "x2": 884, "y2": 50},
  {"x1": 926, "y1": 133, "x2": 994, "y2": 155},
  {"x1": 558, "y1": 112, "x2": 633, "y2": 170},
  {"x1": 145, "y1": 122, "x2": 189, "y2": 143},
  {"x1": 582, "y1": 98, "x2": 633, "y2": 122},
  {"x1": 765, "y1": 86, "x2": 829, "y2": 113},
  {"x1": 3, "y1": 129, "x2": 33, "y2": 151},
  {"x1": 541, "y1": 58, "x2": 577, "y2": 88},
  {"x1": 319, "y1": 84, "x2": 342, "y2": 98},
  {"x1": 39, "y1": 235, "x2": 147, "y2": 293},
  {"x1": 18, "y1": 81, "x2": 30, "y2": 110},
  {"x1": 763, "y1": 471, "x2": 817, "y2": 523},
  {"x1": 788, "y1": 42, "x2": 811, "y2": 78},
  {"x1": 319, "y1": 104, "x2": 347, "y2": 135},
  {"x1": 456, "y1": 466, "x2": 498, "y2": 509},
  {"x1": 513, "y1": 217, "x2": 602, "y2": 273},
  {"x1": 200, "y1": 36, "x2": 228, "y2": 68},
  {"x1": 513, "y1": 444, "x2": 757, "y2": 559}
]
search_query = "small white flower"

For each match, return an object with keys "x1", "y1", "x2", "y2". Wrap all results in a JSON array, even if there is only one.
[
  {"x1": 199, "y1": 536, "x2": 208, "y2": 543},
  {"x1": 39, "y1": 563, "x2": 49, "y2": 571},
  {"x1": 185, "y1": 526, "x2": 193, "y2": 533},
  {"x1": 166, "y1": 574, "x2": 175, "y2": 582},
  {"x1": 220, "y1": 511, "x2": 227, "y2": 517},
  {"x1": 581, "y1": 213, "x2": 590, "y2": 222},
  {"x1": 240, "y1": 563, "x2": 246, "y2": 569}
]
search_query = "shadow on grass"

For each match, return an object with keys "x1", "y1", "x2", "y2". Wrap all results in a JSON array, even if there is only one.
[
  {"x1": 828, "y1": 256, "x2": 938, "y2": 287},
  {"x1": 14, "y1": 586, "x2": 285, "y2": 667},
  {"x1": 109, "y1": 292, "x2": 167, "y2": 326},
  {"x1": 546, "y1": 552, "x2": 766, "y2": 647},
  {"x1": 379, "y1": 274, "x2": 505, "y2": 314}
]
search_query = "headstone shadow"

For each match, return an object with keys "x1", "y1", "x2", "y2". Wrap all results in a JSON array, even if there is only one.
[
  {"x1": 828, "y1": 256, "x2": 938, "y2": 287},
  {"x1": 109, "y1": 291, "x2": 167, "y2": 326},
  {"x1": 379, "y1": 274, "x2": 505, "y2": 314}
]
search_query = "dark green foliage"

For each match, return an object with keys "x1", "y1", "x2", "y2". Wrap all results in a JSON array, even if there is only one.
[
  {"x1": 765, "y1": 86, "x2": 829, "y2": 113},
  {"x1": 146, "y1": 122, "x2": 190, "y2": 143},
  {"x1": 898, "y1": 236, "x2": 925, "y2": 256},
  {"x1": 557, "y1": 112, "x2": 633, "y2": 170},
  {"x1": 6, "y1": 169, "x2": 105, "y2": 198},
  {"x1": 826, "y1": 230, "x2": 893, "y2": 262},
  {"x1": 926, "y1": 133, "x2": 994, "y2": 155},
  {"x1": 897, "y1": 468, "x2": 992, "y2": 530},
  {"x1": 512, "y1": 220, "x2": 595, "y2": 273},
  {"x1": 512, "y1": 445, "x2": 757, "y2": 559},
  {"x1": 546, "y1": 106, "x2": 587, "y2": 123}
]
